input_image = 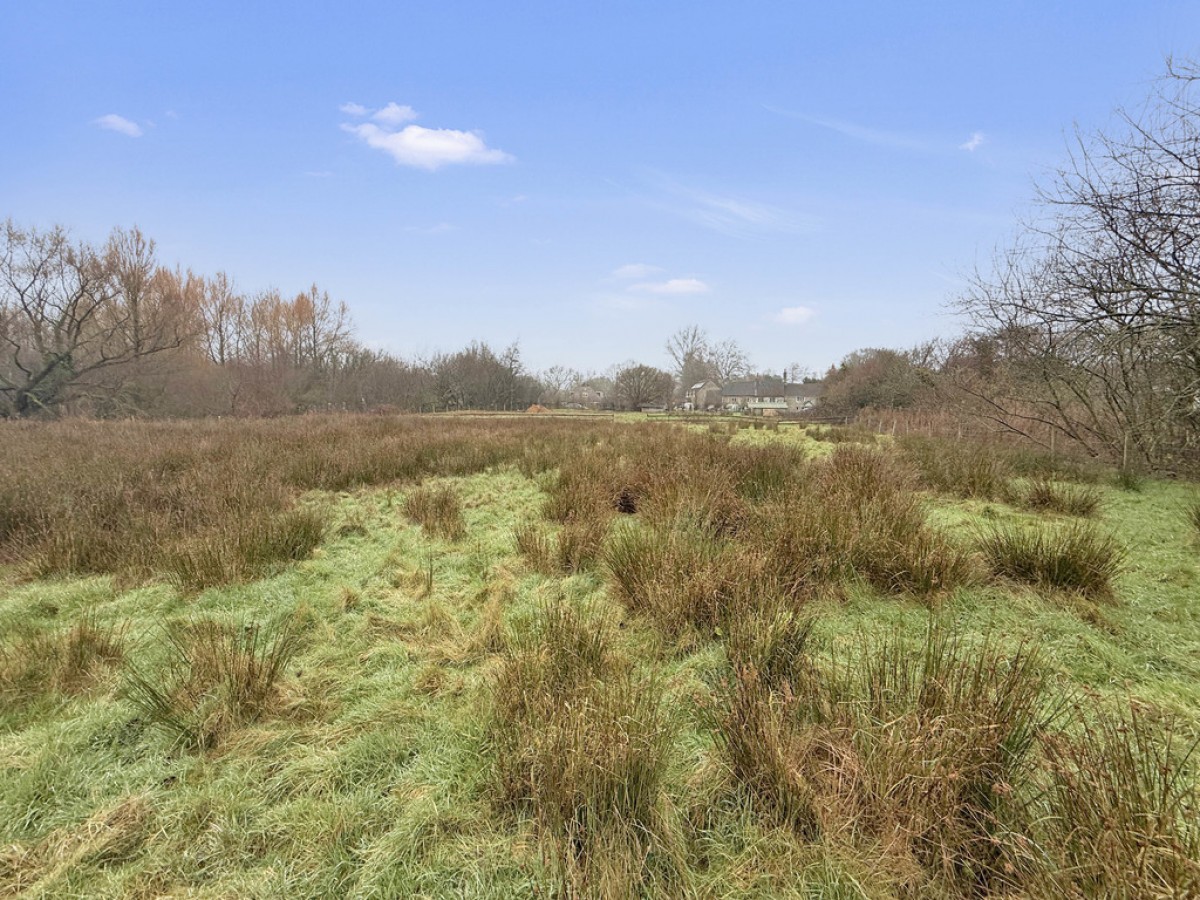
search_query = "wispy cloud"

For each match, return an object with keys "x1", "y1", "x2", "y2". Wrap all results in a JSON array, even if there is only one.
[
  {"x1": 630, "y1": 278, "x2": 710, "y2": 295},
  {"x1": 611, "y1": 263, "x2": 663, "y2": 280},
  {"x1": 405, "y1": 222, "x2": 455, "y2": 234},
  {"x1": 773, "y1": 305, "x2": 816, "y2": 326},
  {"x1": 764, "y1": 104, "x2": 927, "y2": 151},
  {"x1": 304, "y1": 170, "x2": 334, "y2": 178},
  {"x1": 644, "y1": 176, "x2": 811, "y2": 237},
  {"x1": 93, "y1": 114, "x2": 142, "y2": 137},
  {"x1": 959, "y1": 131, "x2": 985, "y2": 152},
  {"x1": 373, "y1": 102, "x2": 418, "y2": 126},
  {"x1": 340, "y1": 102, "x2": 368, "y2": 116},
  {"x1": 341, "y1": 102, "x2": 513, "y2": 171}
]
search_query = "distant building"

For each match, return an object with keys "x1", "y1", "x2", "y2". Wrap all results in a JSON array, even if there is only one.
[
  {"x1": 721, "y1": 379, "x2": 786, "y2": 412},
  {"x1": 685, "y1": 380, "x2": 721, "y2": 410},
  {"x1": 785, "y1": 381, "x2": 825, "y2": 412},
  {"x1": 566, "y1": 385, "x2": 606, "y2": 409}
]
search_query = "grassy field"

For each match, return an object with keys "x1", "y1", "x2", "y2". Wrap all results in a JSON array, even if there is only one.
[{"x1": 0, "y1": 415, "x2": 1197, "y2": 898}]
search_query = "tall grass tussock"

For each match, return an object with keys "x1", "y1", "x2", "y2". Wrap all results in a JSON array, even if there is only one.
[
  {"x1": 978, "y1": 521, "x2": 1125, "y2": 597},
  {"x1": 0, "y1": 615, "x2": 125, "y2": 708},
  {"x1": 1021, "y1": 478, "x2": 1102, "y2": 517},
  {"x1": 488, "y1": 602, "x2": 681, "y2": 896},
  {"x1": 404, "y1": 484, "x2": 467, "y2": 541},
  {"x1": 713, "y1": 623, "x2": 1053, "y2": 894},
  {"x1": 123, "y1": 615, "x2": 302, "y2": 750}
]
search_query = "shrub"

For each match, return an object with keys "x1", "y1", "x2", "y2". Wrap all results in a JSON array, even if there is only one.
[
  {"x1": 978, "y1": 521, "x2": 1125, "y2": 597},
  {"x1": 404, "y1": 484, "x2": 466, "y2": 541},
  {"x1": 123, "y1": 616, "x2": 302, "y2": 750}
]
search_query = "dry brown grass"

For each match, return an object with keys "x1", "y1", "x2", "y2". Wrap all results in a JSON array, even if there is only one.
[
  {"x1": 0, "y1": 415, "x2": 613, "y2": 588},
  {"x1": 537, "y1": 439, "x2": 972, "y2": 651},
  {"x1": 514, "y1": 517, "x2": 608, "y2": 575},
  {"x1": 898, "y1": 433, "x2": 1013, "y2": 500},
  {"x1": 1021, "y1": 478, "x2": 1103, "y2": 517},
  {"x1": 0, "y1": 794, "x2": 153, "y2": 897}
]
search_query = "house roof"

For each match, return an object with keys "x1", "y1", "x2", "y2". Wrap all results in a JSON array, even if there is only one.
[
  {"x1": 785, "y1": 381, "x2": 825, "y2": 399},
  {"x1": 689, "y1": 380, "x2": 718, "y2": 391},
  {"x1": 722, "y1": 380, "x2": 785, "y2": 398},
  {"x1": 721, "y1": 380, "x2": 761, "y2": 397}
]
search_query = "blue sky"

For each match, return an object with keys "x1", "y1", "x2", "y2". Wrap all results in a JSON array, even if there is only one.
[{"x1": 3, "y1": 2, "x2": 1198, "y2": 376}]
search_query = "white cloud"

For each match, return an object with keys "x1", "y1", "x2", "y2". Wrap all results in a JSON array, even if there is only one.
[
  {"x1": 342, "y1": 105, "x2": 513, "y2": 171},
  {"x1": 372, "y1": 102, "x2": 418, "y2": 126},
  {"x1": 340, "y1": 102, "x2": 368, "y2": 116},
  {"x1": 630, "y1": 278, "x2": 710, "y2": 295},
  {"x1": 93, "y1": 114, "x2": 142, "y2": 137},
  {"x1": 959, "y1": 131, "x2": 985, "y2": 152},
  {"x1": 611, "y1": 263, "x2": 663, "y2": 280},
  {"x1": 773, "y1": 305, "x2": 816, "y2": 326}
]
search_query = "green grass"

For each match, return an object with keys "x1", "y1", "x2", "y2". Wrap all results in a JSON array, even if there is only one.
[{"x1": 1, "y1": 416, "x2": 1197, "y2": 897}]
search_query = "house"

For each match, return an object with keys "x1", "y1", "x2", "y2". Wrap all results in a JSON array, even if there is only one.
[
  {"x1": 685, "y1": 380, "x2": 721, "y2": 410},
  {"x1": 785, "y1": 381, "x2": 825, "y2": 412},
  {"x1": 721, "y1": 379, "x2": 786, "y2": 412},
  {"x1": 565, "y1": 385, "x2": 605, "y2": 409}
]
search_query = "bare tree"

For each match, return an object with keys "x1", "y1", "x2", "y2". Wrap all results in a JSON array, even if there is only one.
[
  {"x1": 709, "y1": 338, "x2": 751, "y2": 383},
  {"x1": 613, "y1": 362, "x2": 674, "y2": 410},
  {"x1": 0, "y1": 222, "x2": 190, "y2": 417},
  {"x1": 199, "y1": 272, "x2": 244, "y2": 367},
  {"x1": 538, "y1": 364, "x2": 581, "y2": 407},
  {"x1": 953, "y1": 60, "x2": 1200, "y2": 467},
  {"x1": 664, "y1": 325, "x2": 751, "y2": 392}
]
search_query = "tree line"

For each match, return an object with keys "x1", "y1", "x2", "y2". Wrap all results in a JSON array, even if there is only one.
[
  {"x1": 1, "y1": 219, "x2": 802, "y2": 417},
  {"x1": 0, "y1": 221, "x2": 764, "y2": 417}
]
